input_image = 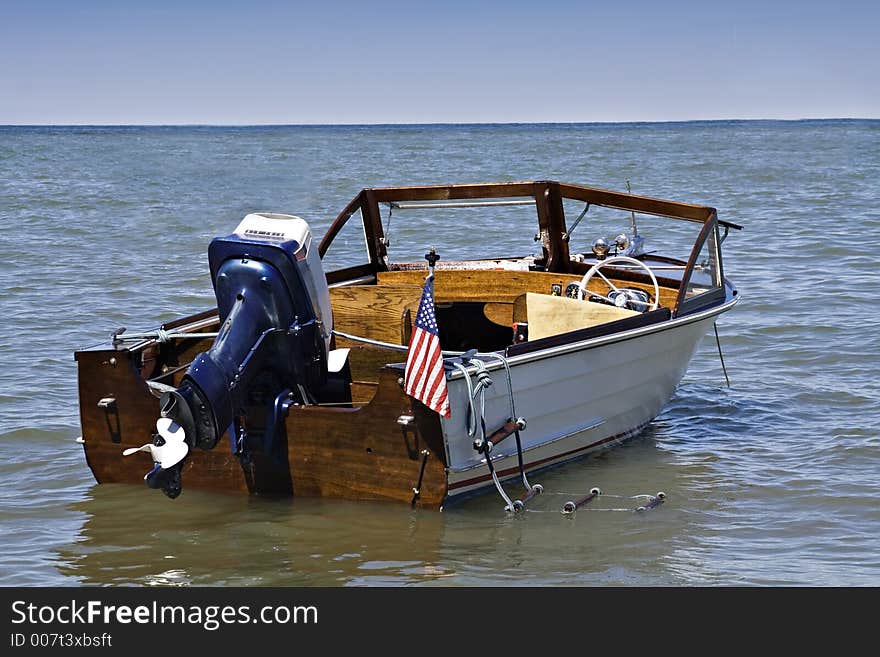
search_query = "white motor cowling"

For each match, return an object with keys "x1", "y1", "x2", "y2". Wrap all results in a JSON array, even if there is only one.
[{"x1": 231, "y1": 213, "x2": 333, "y2": 356}]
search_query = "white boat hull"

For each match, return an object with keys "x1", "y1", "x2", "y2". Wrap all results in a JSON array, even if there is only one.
[{"x1": 440, "y1": 304, "x2": 730, "y2": 501}]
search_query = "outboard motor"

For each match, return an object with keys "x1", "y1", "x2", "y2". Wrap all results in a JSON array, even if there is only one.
[{"x1": 132, "y1": 213, "x2": 333, "y2": 498}]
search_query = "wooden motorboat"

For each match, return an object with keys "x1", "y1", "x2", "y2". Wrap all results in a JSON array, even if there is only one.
[{"x1": 74, "y1": 181, "x2": 740, "y2": 511}]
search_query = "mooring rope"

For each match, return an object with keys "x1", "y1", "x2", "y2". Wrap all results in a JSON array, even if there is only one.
[
  {"x1": 450, "y1": 359, "x2": 492, "y2": 443},
  {"x1": 113, "y1": 330, "x2": 219, "y2": 344}
]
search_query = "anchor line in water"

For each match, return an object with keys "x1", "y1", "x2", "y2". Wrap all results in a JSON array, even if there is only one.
[
  {"x1": 560, "y1": 489, "x2": 666, "y2": 514},
  {"x1": 515, "y1": 490, "x2": 668, "y2": 514}
]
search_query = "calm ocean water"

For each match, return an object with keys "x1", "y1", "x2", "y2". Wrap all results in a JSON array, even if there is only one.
[{"x1": 0, "y1": 121, "x2": 878, "y2": 586}]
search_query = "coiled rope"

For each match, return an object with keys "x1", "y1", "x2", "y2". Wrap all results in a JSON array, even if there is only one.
[{"x1": 451, "y1": 359, "x2": 492, "y2": 446}]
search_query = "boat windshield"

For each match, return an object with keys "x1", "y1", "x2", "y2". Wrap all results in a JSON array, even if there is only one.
[
  {"x1": 380, "y1": 198, "x2": 543, "y2": 265},
  {"x1": 319, "y1": 205, "x2": 371, "y2": 273},
  {"x1": 561, "y1": 200, "x2": 703, "y2": 266},
  {"x1": 318, "y1": 182, "x2": 729, "y2": 314},
  {"x1": 561, "y1": 200, "x2": 725, "y2": 312}
]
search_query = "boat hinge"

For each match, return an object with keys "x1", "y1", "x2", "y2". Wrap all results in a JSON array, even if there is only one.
[{"x1": 97, "y1": 397, "x2": 121, "y2": 443}]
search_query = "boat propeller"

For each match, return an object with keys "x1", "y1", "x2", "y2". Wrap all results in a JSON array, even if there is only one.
[{"x1": 122, "y1": 417, "x2": 190, "y2": 499}]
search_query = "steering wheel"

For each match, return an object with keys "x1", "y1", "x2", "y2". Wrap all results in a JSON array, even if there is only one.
[{"x1": 577, "y1": 256, "x2": 660, "y2": 311}]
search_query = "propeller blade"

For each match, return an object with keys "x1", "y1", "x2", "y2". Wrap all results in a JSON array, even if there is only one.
[
  {"x1": 122, "y1": 445, "x2": 152, "y2": 457},
  {"x1": 121, "y1": 418, "x2": 190, "y2": 470}
]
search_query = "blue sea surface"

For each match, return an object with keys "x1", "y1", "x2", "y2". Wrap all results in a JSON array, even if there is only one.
[{"x1": 0, "y1": 120, "x2": 878, "y2": 586}]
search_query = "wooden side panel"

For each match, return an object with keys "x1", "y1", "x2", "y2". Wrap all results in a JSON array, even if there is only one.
[
  {"x1": 286, "y1": 369, "x2": 447, "y2": 507},
  {"x1": 330, "y1": 284, "x2": 423, "y2": 345},
  {"x1": 77, "y1": 349, "x2": 447, "y2": 505},
  {"x1": 349, "y1": 381, "x2": 379, "y2": 406},
  {"x1": 76, "y1": 349, "x2": 252, "y2": 493},
  {"x1": 332, "y1": 342, "x2": 406, "y2": 384},
  {"x1": 378, "y1": 269, "x2": 679, "y2": 308},
  {"x1": 330, "y1": 284, "x2": 420, "y2": 383},
  {"x1": 379, "y1": 269, "x2": 576, "y2": 301}
]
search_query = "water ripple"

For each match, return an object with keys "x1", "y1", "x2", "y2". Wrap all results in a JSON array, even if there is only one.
[{"x1": 1, "y1": 121, "x2": 879, "y2": 586}]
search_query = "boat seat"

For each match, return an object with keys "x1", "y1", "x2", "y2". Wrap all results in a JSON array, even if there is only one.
[{"x1": 512, "y1": 292, "x2": 640, "y2": 341}]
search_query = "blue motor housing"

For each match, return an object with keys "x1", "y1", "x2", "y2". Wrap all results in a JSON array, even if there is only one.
[{"x1": 159, "y1": 213, "x2": 333, "y2": 460}]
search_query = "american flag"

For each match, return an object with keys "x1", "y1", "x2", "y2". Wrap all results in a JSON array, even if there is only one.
[{"x1": 404, "y1": 275, "x2": 451, "y2": 418}]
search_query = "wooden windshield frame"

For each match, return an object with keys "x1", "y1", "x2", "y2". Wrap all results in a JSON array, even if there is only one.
[{"x1": 318, "y1": 180, "x2": 726, "y2": 315}]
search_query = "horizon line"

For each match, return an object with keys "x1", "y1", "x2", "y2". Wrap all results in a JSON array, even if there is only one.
[{"x1": 1, "y1": 117, "x2": 876, "y2": 129}]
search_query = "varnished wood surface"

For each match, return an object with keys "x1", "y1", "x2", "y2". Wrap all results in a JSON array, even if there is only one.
[
  {"x1": 380, "y1": 269, "x2": 579, "y2": 302},
  {"x1": 536, "y1": 181, "x2": 570, "y2": 272},
  {"x1": 557, "y1": 182, "x2": 715, "y2": 223},
  {"x1": 331, "y1": 342, "x2": 407, "y2": 384},
  {"x1": 77, "y1": 349, "x2": 252, "y2": 494},
  {"x1": 330, "y1": 284, "x2": 422, "y2": 345},
  {"x1": 77, "y1": 347, "x2": 447, "y2": 506},
  {"x1": 377, "y1": 269, "x2": 680, "y2": 308},
  {"x1": 330, "y1": 284, "x2": 420, "y2": 383},
  {"x1": 287, "y1": 368, "x2": 447, "y2": 507},
  {"x1": 320, "y1": 180, "x2": 714, "y2": 310},
  {"x1": 370, "y1": 181, "x2": 539, "y2": 203},
  {"x1": 362, "y1": 180, "x2": 715, "y2": 222},
  {"x1": 349, "y1": 381, "x2": 379, "y2": 406},
  {"x1": 318, "y1": 193, "x2": 364, "y2": 258},
  {"x1": 483, "y1": 301, "x2": 515, "y2": 327}
]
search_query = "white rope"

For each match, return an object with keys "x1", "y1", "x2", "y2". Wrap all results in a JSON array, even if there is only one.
[
  {"x1": 331, "y1": 329, "x2": 512, "y2": 361},
  {"x1": 551, "y1": 492, "x2": 657, "y2": 499},
  {"x1": 331, "y1": 329, "x2": 408, "y2": 352},
  {"x1": 114, "y1": 331, "x2": 219, "y2": 343},
  {"x1": 146, "y1": 380, "x2": 177, "y2": 394},
  {"x1": 524, "y1": 507, "x2": 642, "y2": 513},
  {"x1": 450, "y1": 358, "x2": 493, "y2": 442}
]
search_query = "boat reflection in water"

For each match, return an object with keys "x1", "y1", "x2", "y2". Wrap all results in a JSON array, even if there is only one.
[{"x1": 56, "y1": 424, "x2": 705, "y2": 586}]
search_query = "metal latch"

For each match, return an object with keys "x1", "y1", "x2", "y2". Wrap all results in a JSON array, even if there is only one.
[
  {"x1": 97, "y1": 397, "x2": 121, "y2": 443},
  {"x1": 397, "y1": 415, "x2": 419, "y2": 459}
]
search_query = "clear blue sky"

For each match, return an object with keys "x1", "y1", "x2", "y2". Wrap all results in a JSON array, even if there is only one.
[{"x1": 2, "y1": 0, "x2": 877, "y2": 124}]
